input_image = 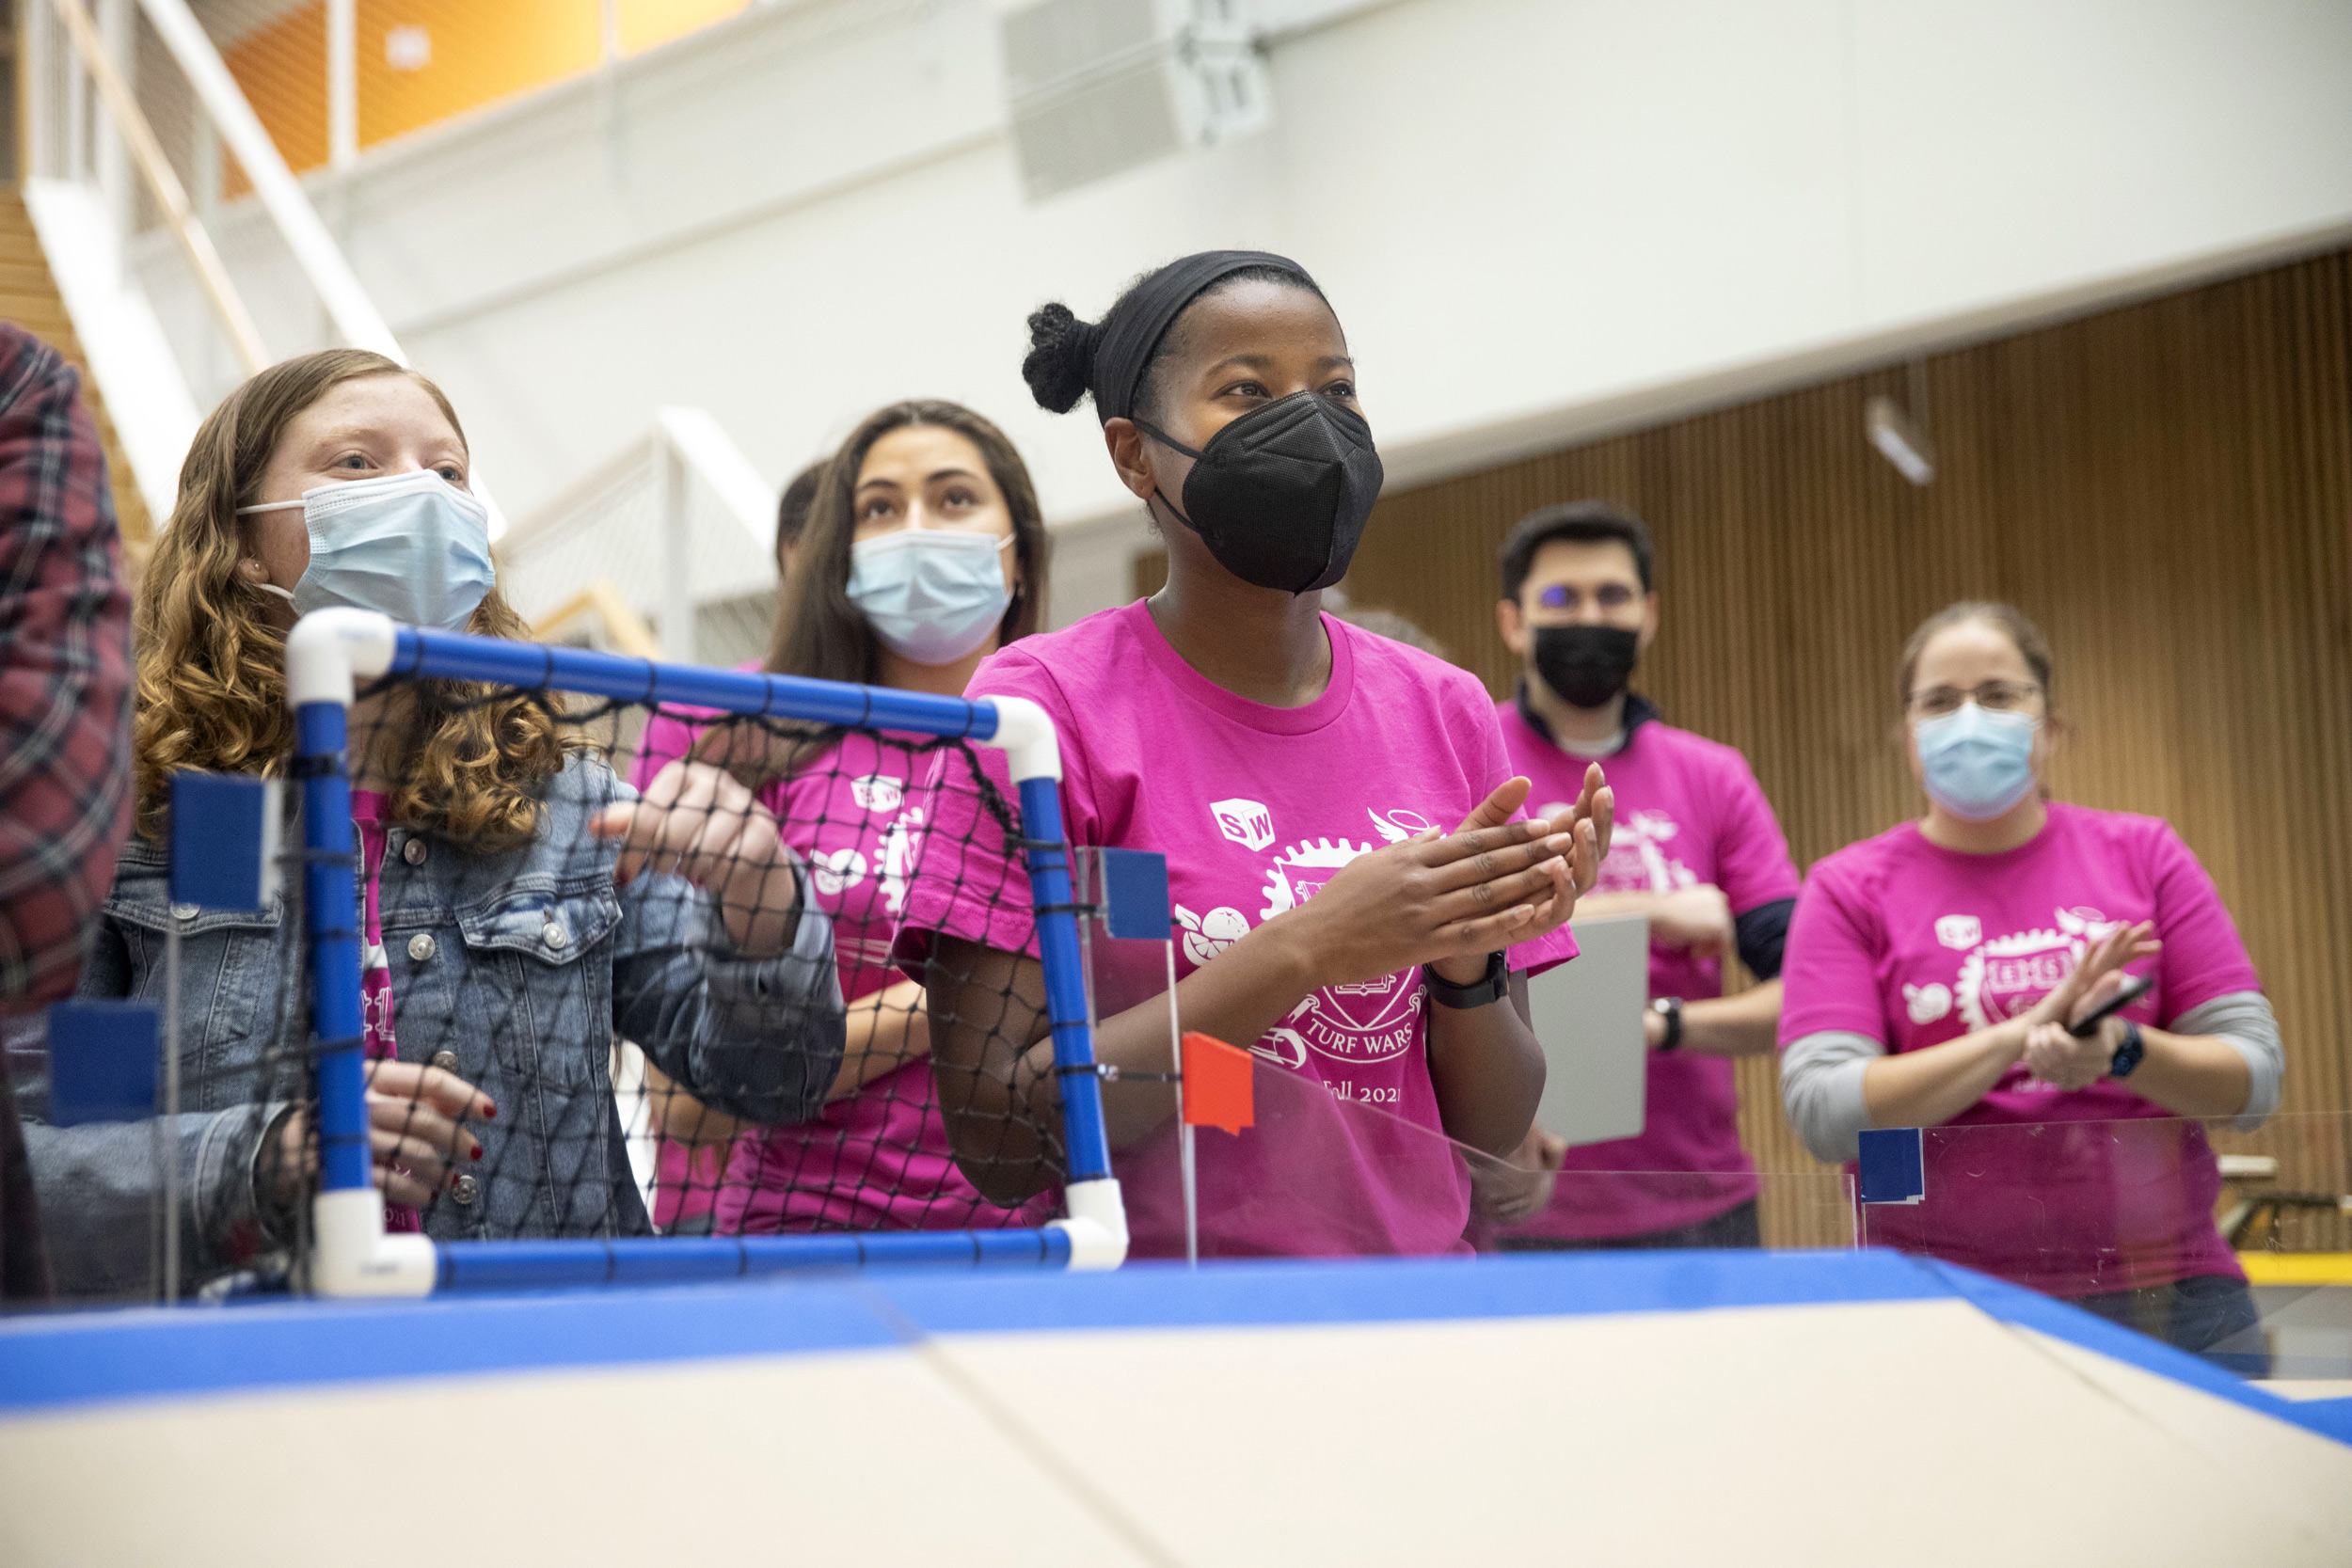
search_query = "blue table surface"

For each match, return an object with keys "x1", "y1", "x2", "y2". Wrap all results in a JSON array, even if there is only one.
[{"x1": 1, "y1": 1248, "x2": 2345, "y2": 1449}]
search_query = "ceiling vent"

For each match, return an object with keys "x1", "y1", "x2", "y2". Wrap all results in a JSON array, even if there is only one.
[{"x1": 1001, "y1": 0, "x2": 1272, "y2": 200}]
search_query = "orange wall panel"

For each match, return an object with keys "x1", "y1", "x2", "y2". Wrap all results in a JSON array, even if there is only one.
[
  {"x1": 222, "y1": 0, "x2": 751, "y2": 173},
  {"x1": 224, "y1": 3, "x2": 327, "y2": 175},
  {"x1": 355, "y1": 1, "x2": 600, "y2": 150}
]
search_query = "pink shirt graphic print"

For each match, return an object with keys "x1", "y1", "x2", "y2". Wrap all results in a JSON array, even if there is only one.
[
  {"x1": 631, "y1": 703, "x2": 1028, "y2": 1233},
  {"x1": 1780, "y1": 802, "x2": 2261, "y2": 1294},
  {"x1": 350, "y1": 790, "x2": 418, "y2": 1234},
  {"x1": 895, "y1": 603, "x2": 1577, "y2": 1259}
]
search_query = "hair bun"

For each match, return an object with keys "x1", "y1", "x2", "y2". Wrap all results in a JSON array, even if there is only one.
[{"x1": 1022, "y1": 302, "x2": 1100, "y2": 414}]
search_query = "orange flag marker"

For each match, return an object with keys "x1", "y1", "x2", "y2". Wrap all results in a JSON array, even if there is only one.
[{"x1": 1181, "y1": 1031, "x2": 1254, "y2": 1135}]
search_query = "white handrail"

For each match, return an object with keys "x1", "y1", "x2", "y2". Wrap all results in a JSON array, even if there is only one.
[
  {"x1": 23, "y1": 0, "x2": 515, "y2": 534},
  {"x1": 135, "y1": 0, "x2": 403, "y2": 362},
  {"x1": 493, "y1": 433, "x2": 658, "y2": 559},
  {"x1": 656, "y1": 405, "x2": 777, "y2": 555},
  {"x1": 500, "y1": 409, "x2": 780, "y2": 664},
  {"x1": 49, "y1": 0, "x2": 267, "y2": 373}
]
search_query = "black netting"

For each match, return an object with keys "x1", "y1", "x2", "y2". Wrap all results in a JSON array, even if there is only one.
[
  {"x1": 325, "y1": 673, "x2": 1075, "y2": 1256},
  {"x1": 23, "y1": 667, "x2": 1101, "y2": 1303}
]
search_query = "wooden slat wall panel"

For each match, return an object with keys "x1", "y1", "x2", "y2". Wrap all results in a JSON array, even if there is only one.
[{"x1": 1338, "y1": 251, "x2": 2352, "y2": 1243}]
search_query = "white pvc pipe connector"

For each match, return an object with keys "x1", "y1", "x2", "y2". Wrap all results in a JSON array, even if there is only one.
[
  {"x1": 135, "y1": 0, "x2": 401, "y2": 359},
  {"x1": 977, "y1": 694, "x2": 1062, "y2": 784},
  {"x1": 1047, "y1": 1178, "x2": 1129, "y2": 1271},
  {"x1": 311, "y1": 1190, "x2": 436, "y2": 1297},
  {"x1": 283, "y1": 607, "x2": 396, "y2": 709}
]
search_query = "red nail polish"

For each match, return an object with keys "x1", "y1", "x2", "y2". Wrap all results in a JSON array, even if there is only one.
[
  {"x1": 470, "y1": 1145, "x2": 483, "y2": 1162},
  {"x1": 482, "y1": 1103, "x2": 498, "y2": 1120}
]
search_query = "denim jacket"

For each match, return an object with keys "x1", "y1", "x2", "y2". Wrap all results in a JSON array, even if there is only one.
[{"x1": 18, "y1": 755, "x2": 844, "y2": 1297}]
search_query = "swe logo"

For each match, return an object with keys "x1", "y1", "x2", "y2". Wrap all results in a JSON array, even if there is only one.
[
  {"x1": 1211, "y1": 798, "x2": 1275, "y2": 852},
  {"x1": 850, "y1": 774, "x2": 904, "y2": 814}
]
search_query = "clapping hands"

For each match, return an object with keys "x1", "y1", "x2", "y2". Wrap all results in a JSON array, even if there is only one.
[{"x1": 2021, "y1": 922, "x2": 2159, "y2": 1091}]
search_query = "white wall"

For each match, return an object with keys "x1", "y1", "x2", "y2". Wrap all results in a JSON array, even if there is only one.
[{"x1": 149, "y1": 0, "x2": 2352, "y2": 623}]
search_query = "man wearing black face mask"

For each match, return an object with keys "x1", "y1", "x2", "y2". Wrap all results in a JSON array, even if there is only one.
[{"x1": 1475, "y1": 501, "x2": 1801, "y2": 1252}]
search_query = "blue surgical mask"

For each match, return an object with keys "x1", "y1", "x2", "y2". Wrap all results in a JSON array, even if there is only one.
[
  {"x1": 1915, "y1": 703, "x2": 2040, "y2": 821},
  {"x1": 239, "y1": 468, "x2": 495, "y2": 631},
  {"x1": 846, "y1": 528, "x2": 1014, "y2": 666}
]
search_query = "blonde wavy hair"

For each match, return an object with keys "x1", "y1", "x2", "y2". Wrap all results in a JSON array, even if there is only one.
[{"x1": 135, "y1": 349, "x2": 568, "y2": 853}]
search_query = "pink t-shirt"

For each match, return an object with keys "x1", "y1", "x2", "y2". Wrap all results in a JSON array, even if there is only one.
[
  {"x1": 892, "y1": 602, "x2": 1578, "y2": 1259},
  {"x1": 1492, "y1": 702, "x2": 1800, "y2": 1241},
  {"x1": 1779, "y1": 801, "x2": 2260, "y2": 1294},
  {"x1": 351, "y1": 790, "x2": 418, "y2": 1234},
  {"x1": 630, "y1": 695, "x2": 1030, "y2": 1233}
]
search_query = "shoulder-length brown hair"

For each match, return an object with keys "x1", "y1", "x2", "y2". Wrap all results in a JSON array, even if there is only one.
[
  {"x1": 135, "y1": 348, "x2": 566, "y2": 852},
  {"x1": 765, "y1": 400, "x2": 1050, "y2": 687}
]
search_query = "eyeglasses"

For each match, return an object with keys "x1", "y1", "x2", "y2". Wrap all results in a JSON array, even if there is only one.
[
  {"x1": 1534, "y1": 582, "x2": 1638, "y2": 611},
  {"x1": 1906, "y1": 680, "x2": 2042, "y2": 718}
]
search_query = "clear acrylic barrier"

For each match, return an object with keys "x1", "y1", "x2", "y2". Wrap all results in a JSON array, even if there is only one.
[
  {"x1": 1124, "y1": 1053, "x2": 1482, "y2": 1259},
  {"x1": 1109, "y1": 1053, "x2": 1851, "y2": 1262},
  {"x1": 1849, "y1": 1111, "x2": 2352, "y2": 1379},
  {"x1": 1479, "y1": 1164, "x2": 1856, "y2": 1254},
  {"x1": 1099, "y1": 1020, "x2": 2348, "y2": 1384}
]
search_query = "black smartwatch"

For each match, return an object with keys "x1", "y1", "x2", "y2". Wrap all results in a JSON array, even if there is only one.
[
  {"x1": 2107, "y1": 1020, "x2": 2145, "y2": 1079},
  {"x1": 1652, "y1": 996, "x2": 1684, "y2": 1052},
  {"x1": 1425, "y1": 951, "x2": 1508, "y2": 1009}
]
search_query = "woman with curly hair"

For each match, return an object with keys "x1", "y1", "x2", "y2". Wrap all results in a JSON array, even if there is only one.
[{"x1": 23, "y1": 349, "x2": 845, "y2": 1297}]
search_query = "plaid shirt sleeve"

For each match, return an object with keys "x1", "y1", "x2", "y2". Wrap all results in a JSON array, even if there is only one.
[{"x1": 0, "y1": 325, "x2": 134, "y2": 1013}]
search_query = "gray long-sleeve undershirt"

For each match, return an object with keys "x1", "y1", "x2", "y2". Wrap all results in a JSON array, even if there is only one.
[{"x1": 1779, "y1": 990, "x2": 2280, "y2": 1164}]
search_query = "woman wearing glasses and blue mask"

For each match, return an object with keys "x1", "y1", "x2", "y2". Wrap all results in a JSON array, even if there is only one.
[
  {"x1": 1780, "y1": 601, "x2": 2281, "y2": 1370},
  {"x1": 634, "y1": 399, "x2": 1053, "y2": 1235},
  {"x1": 895, "y1": 251, "x2": 1613, "y2": 1257},
  {"x1": 24, "y1": 349, "x2": 844, "y2": 1298}
]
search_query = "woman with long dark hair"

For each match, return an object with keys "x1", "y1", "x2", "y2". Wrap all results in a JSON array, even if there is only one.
[{"x1": 632, "y1": 400, "x2": 1052, "y2": 1233}]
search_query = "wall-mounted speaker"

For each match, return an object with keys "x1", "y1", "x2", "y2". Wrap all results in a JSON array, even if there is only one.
[{"x1": 1000, "y1": 0, "x2": 1273, "y2": 201}]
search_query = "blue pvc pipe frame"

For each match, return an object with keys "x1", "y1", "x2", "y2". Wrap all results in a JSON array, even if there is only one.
[
  {"x1": 295, "y1": 701, "x2": 373, "y2": 1197},
  {"x1": 292, "y1": 625, "x2": 1119, "y2": 1291}
]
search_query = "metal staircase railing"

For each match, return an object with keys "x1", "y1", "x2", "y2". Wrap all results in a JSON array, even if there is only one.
[
  {"x1": 16, "y1": 0, "x2": 494, "y2": 527},
  {"x1": 497, "y1": 405, "x2": 780, "y2": 667}
]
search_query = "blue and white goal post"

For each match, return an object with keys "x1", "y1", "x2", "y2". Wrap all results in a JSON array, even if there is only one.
[{"x1": 278, "y1": 609, "x2": 1125, "y2": 1297}]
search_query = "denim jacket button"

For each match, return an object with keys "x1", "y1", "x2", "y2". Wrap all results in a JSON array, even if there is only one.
[
  {"x1": 407, "y1": 933, "x2": 437, "y2": 962},
  {"x1": 170, "y1": 903, "x2": 199, "y2": 922},
  {"x1": 403, "y1": 839, "x2": 428, "y2": 866},
  {"x1": 452, "y1": 1173, "x2": 480, "y2": 1206},
  {"x1": 541, "y1": 922, "x2": 568, "y2": 951},
  {"x1": 429, "y1": 1050, "x2": 460, "y2": 1073}
]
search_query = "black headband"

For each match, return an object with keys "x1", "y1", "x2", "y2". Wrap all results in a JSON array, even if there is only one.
[{"x1": 1090, "y1": 249, "x2": 1318, "y2": 421}]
